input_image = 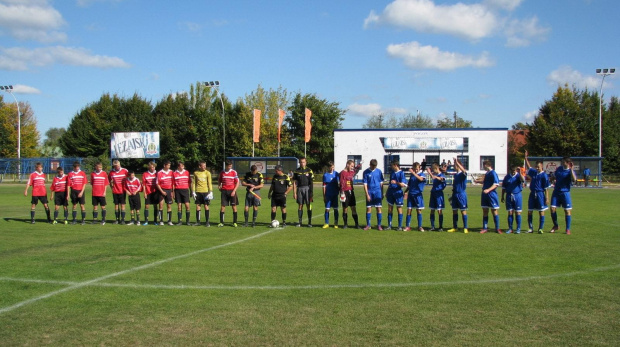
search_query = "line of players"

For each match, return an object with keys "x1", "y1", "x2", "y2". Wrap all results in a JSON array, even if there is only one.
[{"x1": 25, "y1": 153, "x2": 576, "y2": 234}]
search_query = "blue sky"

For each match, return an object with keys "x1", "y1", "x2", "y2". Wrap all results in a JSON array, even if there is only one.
[{"x1": 1, "y1": 0, "x2": 618, "y2": 139}]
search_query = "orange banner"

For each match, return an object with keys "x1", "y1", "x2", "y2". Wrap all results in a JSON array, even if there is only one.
[
  {"x1": 253, "y1": 109, "x2": 261, "y2": 143},
  {"x1": 278, "y1": 109, "x2": 285, "y2": 143},
  {"x1": 304, "y1": 108, "x2": 312, "y2": 143}
]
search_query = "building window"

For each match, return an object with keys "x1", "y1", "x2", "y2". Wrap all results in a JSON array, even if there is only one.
[
  {"x1": 425, "y1": 155, "x2": 440, "y2": 166},
  {"x1": 456, "y1": 155, "x2": 469, "y2": 170},
  {"x1": 480, "y1": 156, "x2": 495, "y2": 170},
  {"x1": 347, "y1": 155, "x2": 362, "y2": 167}
]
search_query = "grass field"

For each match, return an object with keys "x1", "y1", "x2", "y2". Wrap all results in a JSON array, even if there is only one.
[{"x1": 1, "y1": 183, "x2": 619, "y2": 346}]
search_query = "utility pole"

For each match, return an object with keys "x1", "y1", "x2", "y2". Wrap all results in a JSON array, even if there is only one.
[{"x1": 454, "y1": 111, "x2": 457, "y2": 128}]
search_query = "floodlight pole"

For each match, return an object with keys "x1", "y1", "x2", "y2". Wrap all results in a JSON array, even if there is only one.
[
  {"x1": 1, "y1": 85, "x2": 21, "y2": 180},
  {"x1": 204, "y1": 81, "x2": 225, "y2": 170},
  {"x1": 596, "y1": 68, "x2": 615, "y2": 187}
]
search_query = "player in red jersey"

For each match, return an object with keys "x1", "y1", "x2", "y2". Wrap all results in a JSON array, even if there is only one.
[
  {"x1": 156, "y1": 160, "x2": 175, "y2": 225},
  {"x1": 109, "y1": 160, "x2": 129, "y2": 224},
  {"x1": 142, "y1": 161, "x2": 159, "y2": 226},
  {"x1": 91, "y1": 162, "x2": 109, "y2": 225},
  {"x1": 124, "y1": 170, "x2": 143, "y2": 225},
  {"x1": 67, "y1": 161, "x2": 87, "y2": 225},
  {"x1": 50, "y1": 166, "x2": 69, "y2": 224},
  {"x1": 173, "y1": 161, "x2": 191, "y2": 225},
  {"x1": 339, "y1": 159, "x2": 363, "y2": 229},
  {"x1": 24, "y1": 162, "x2": 51, "y2": 224},
  {"x1": 217, "y1": 160, "x2": 240, "y2": 227}
]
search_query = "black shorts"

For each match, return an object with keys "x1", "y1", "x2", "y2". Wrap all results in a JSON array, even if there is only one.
[
  {"x1": 31, "y1": 196, "x2": 48, "y2": 205},
  {"x1": 341, "y1": 190, "x2": 357, "y2": 208},
  {"x1": 221, "y1": 190, "x2": 239, "y2": 206},
  {"x1": 128, "y1": 194, "x2": 141, "y2": 210},
  {"x1": 70, "y1": 189, "x2": 85, "y2": 205},
  {"x1": 195, "y1": 192, "x2": 211, "y2": 205},
  {"x1": 159, "y1": 189, "x2": 173, "y2": 204},
  {"x1": 92, "y1": 196, "x2": 107, "y2": 206},
  {"x1": 54, "y1": 192, "x2": 68, "y2": 207},
  {"x1": 145, "y1": 192, "x2": 159, "y2": 205},
  {"x1": 175, "y1": 189, "x2": 190, "y2": 204},
  {"x1": 113, "y1": 193, "x2": 126, "y2": 205},
  {"x1": 271, "y1": 194, "x2": 287, "y2": 208},
  {"x1": 245, "y1": 191, "x2": 261, "y2": 207},
  {"x1": 296, "y1": 186, "x2": 312, "y2": 205}
]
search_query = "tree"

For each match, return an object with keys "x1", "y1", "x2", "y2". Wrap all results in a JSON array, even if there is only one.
[
  {"x1": 436, "y1": 112, "x2": 473, "y2": 128},
  {"x1": 399, "y1": 113, "x2": 435, "y2": 128},
  {"x1": 40, "y1": 127, "x2": 66, "y2": 157},
  {"x1": 283, "y1": 93, "x2": 345, "y2": 171},
  {"x1": 243, "y1": 85, "x2": 290, "y2": 157},
  {"x1": 362, "y1": 113, "x2": 434, "y2": 128},
  {"x1": 602, "y1": 96, "x2": 620, "y2": 173},
  {"x1": 0, "y1": 96, "x2": 41, "y2": 157}
]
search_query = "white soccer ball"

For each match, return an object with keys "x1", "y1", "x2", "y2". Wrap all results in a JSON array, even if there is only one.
[{"x1": 271, "y1": 220, "x2": 280, "y2": 228}]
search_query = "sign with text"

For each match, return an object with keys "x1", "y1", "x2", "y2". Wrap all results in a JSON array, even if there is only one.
[
  {"x1": 383, "y1": 137, "x2": 465, "y2": 151},
  {"x1": 111, "y1": 132, "x2": 160, "y2": 159}
]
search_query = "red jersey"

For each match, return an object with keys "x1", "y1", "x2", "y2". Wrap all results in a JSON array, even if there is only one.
[
  {"x1": 142, "y1": 170, "x2": 158, "y2": 195},
  {"x1": 67, "y1": 170, "x2": 87, "y2": 191},
  {"x1": 27, "y1": 171, "x2": 47, "y2": 196},
  {"x1": 51, "y1": 174, "x2": 68, "y2": 193},
  {"x1": 157, "y1": 169, "x2": 174, "y2": 190},
  {"x1": 124, "y1": 177, "x2": 142, "y2": 195},
  {"x1": 218, "y1": 169, "x2": 239, "y2": 190},
  {"x1": 91, "y1": 170, "x2": 109, "y2": 197},
  {"x1": 339, "y1": 170, "x2": 357, "y2": 192},
  {"x1": 173, "y1": 170, "x2": 190, "y2": 190},
  {"x1": 109, "y1": 168, "x2": 128, "y2": 194}
]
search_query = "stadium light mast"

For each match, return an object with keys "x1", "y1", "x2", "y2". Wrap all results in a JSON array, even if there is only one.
[
  {"x1": 596, "y1": 68, "x2": 615, "y2": 187},
  {"x1": 204, "y1": 81, "x2": 225, "y2": 170},
  {"x1": 0, "y1": 85, "x2": 21, "y2": 180}
]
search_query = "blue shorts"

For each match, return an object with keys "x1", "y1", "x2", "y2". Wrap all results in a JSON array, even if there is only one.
[
  {"x1": 551, "y1": 191, "x2": 572, "y2": 210},
  {"x1": 324, "y1": 194, "x2": 339, "y2": 210},
  {"x1": 528, "y1": 191, "x2": 548, "y2": 212},
  {"x1": 386, "y1": 189, "x2": 404, "y2": 207},
  {"x1": 407, "y1": 193, "x2": 425, "y2": 210},
  {"x1": 450, "y1": 193, "x2": 468, "y2": 210},
  {"x1": 366, "y1": 190, "x2": 383, "y2": 208},
  {"x1": 481, "y1": 190, "x2": 500, "y2": 209},
  {"x1": 429, "y1": 191, "x2": 444, "y2": 210},
  {"x1": 505, "y1": 192, "x2": 523, "y2": 212}
]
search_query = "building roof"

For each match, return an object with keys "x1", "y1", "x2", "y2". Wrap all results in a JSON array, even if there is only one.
[{"x1": 335, "y1": 128, "x2": 509, "y2": 132}]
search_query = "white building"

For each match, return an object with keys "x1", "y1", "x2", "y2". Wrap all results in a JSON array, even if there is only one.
[{"x1": 334, "y1": 128, "x2": 508, "y2": 178}]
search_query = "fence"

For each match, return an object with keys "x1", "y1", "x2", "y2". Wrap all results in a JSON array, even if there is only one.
[{"x1": 0, "y1": 158, "x2": 84, "y2": 182}]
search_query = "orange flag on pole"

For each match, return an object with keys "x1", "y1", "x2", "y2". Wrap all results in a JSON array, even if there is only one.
[
  {"x1": 278, "y1": 109, "x2": 285, "y2": 142},
  {"x1": 304, "y1": 108, "x2": 312, "y2": 143},
  {"x1": 253, "y1": 109, "x2": 261, "y2": 143}
]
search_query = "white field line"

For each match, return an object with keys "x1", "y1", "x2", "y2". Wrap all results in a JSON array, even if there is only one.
[
  {"x1": 2, "y1": 264, "x2": 618, "y2": 292},
  {"x1": 0, "y1": 228, "x2": 278, "y2": 315}
]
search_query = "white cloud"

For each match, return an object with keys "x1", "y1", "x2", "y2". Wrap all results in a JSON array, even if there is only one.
[
  {"x1": 547, "y1": 65, "x2": 606, "y2": 90},
  {"x1": 524, "y1": 110, "x2": 538, "y2": 123},
  {"x1": 504, "y1": 16, "x2": 550, "y2": 48},
  {"x1": 0, "y1": 46, "x2": 131, "y2": 70},
  {"x1": 347, "y1": 103, "x2": 407, "y2": 117},
  {"x1": 0, "y1": 0, "x2": 66, "y2": 43},
  {"x1": 76, "y1": 0, "x2": 125, "y2": 7},
  {"x1": 179, "y1": 21, "x2": 202, "y2": 33},
  {"x1": 11, "y1": 84, "x2": 41, "y2": 94},
  {"x1": 483, "y1": 0, "x2": 523, "y2": 11},
  {"x1": 387, "y1": 41, "x2": 494, "y2": 71}
]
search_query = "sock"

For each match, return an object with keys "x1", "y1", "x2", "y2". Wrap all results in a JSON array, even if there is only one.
[
  {"x1": 54, "y1": 210, "x2": 59, "y2": 220},
  {"x1": 233, "y1": 212, "x2": 237, "y2": 224},
  {"x1": 121, "y1": 211, "x2": 126, "y2": 222},
  {"x1": 185, "y1": 211, "x2": 190, "y2": 224},
  {"x1": 325, "y1": 211, "x2": 329, "y2": 225},
  {"x1": 463, "y1": 214, "x2": 468, "y2": 228},
  {"x1": 282, "y1": 212, "x2": 287, "y2": 223},
  {"x1": 483, "y1": 216, "x2": 488, "y2": 229},
  {"x1": 366, "y1": 212, "x2": 371, "y2": 226},
  {"x1": 271, "y1": 211, "x2": 276, "y2": 220},
  {"x1": 30, "y1": 209, "x2": 35, "y2": 221},
  {"x1": 528, "y1": 214, "x2": 533, "y2": 229},
  {"x1": 493, "y1": 214, "x2": 500, "y2": 230},
  {"x1": 307, "y1": 209, "x2": 312, "y2": 225},
  {"x1": 566, "y1": 215, "x2": 571, "y2": 230},
  {"x1": 81, "y1": 211, "x2": 86, "y2": 221},
  {"x1": 220, "y1": 212, "x2": 224, "y2": 224},
  {"x1": 453, "y1": 213, "x2": 458, "y2": 228},
  {"x1": 398, "y1": 213, "x2": 403, "y2": 228},
  {"x1": 388, "y1": 212, "x2": 393, "y2": 227},
  {"x1": 178, "y1": 212, "x2": 182, "y2": 223},
  {"x1": 252, "y1": 209, "x2": 257, "y2": 223},
  {"x1": 115, "y1": 211, "x2": 120, "y2": 221},
  {"x1": 508, "y1": 215, "x2": 514, "y2": 230},
  {"x1": 353, "y1": 213, "x2": 359, "y2": 227},
  {"x1": 430, "y1": 213, "x2": 435, "y2": 228},
  {"x1": 93, "y1": 211, "x2": 98, "y2": 220},
  {"x1": 45, "y1": 208, "x2": 51, "y2": 221},
  {"x1": 72, "y1": 210, "x2": 77, "y2": 221},
  {"x1": 406, "y1": 214, "x2": 412, "y2": 227},
  {"x1": 158, "y1": 210, "x2": 163, "y2": 222},
  {"x1": 417, "y1": 213, "x2": 422, "y2": 228},
  {"x1": 334, "y1": 210, "x2": 339, "y2": 225},
  {"x1": 539, "y1": 215, "x2": 545, "y2": 230},
  {"x1": 145, "y1": 209, "x2": 149, "y2": 222},
  {"x1": 64, "y1": 210, "x2": 68, "y2": 220},
  {"x1": 377, "y1": 213, "x2": 382, "y2": 226},
  {"x1": 516, "y1": 215, "x2": 522, "y2": 230},
  {"x1": 205, "y1": 210, "x2": 210, "y2": 223},
  {"x1": 102, "y1": 209, "x2": 106, "y2": 221},
  {"x1": 196, "y1": 210, "x2": 201, "y2": 223},
  {"x1": 167, "y1": 211, "x2": 171, "y2": 223},
  {"x1": 136, "y1": 212, "x2": 141, "y2": 224},
  {"x1": 298, "y1": 210, "x2": 303, "y2": 224},
  {"x1": 245, "y1": 211, "x2": 249, "y2": 223},
  {"x1": 343, "y1": 212, "x2": 348, "y2": 226},
  {"x1": 438, "y1": 214, "x2": 443, "y2": 228},
  {"x1": 551, "y1": 211, "x2": 558, "y2": 227}
]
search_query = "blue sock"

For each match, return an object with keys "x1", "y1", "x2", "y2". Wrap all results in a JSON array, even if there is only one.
[
  {"x1": 463, "y1": 214, "x2": 468, "y2": 228},
  {"x1": 508, "y1": 215, "x2": 514, "y2": 230},
  {"x1": 566, "y1": 215, "x2": 571, "y2": 230},
  {"x1": 366, "y1": 213, "x2": 371, "y2": 226},
  {"x1": 551, "y1": 211, "x2": 558, "y2": 227},
  {"x1": 388, "y1": 213, "x2": 393, "y2": 227},
  {"x1": 325, "y1": 212, "x2": 329, "y2": 225},
  {"x1": 406, "y1": 214, "x2": 412, "y2": 227},
  {"x1": 539, "y1": 215, "x2": 545, "y2": 230},
  {"x1": 483, "y1": 216, "x2": 488, "y2": 229},
  {"x1": 398, "y1": 213, "x2": 403, "y2": 228},
  {"x1": 516, "y1": 215, "x2": 522, "y2": 230},
  {"x1": 528, "y1": 214, "x2": 533, "y2": 229},
  {"x1": 453, "y1": 213, "x2": 458, "y2": 228},
  {"x1": 417, "y1": 213, "x2": 422, "y2": 228},
  {"x1": 493, "y1": 214, "x2": 500, "y2": 230},
  {"x1": 430, "y1": 214, "x2": 435, "y2": 228},
  {"x1": 377, "y1": 213, "x2": 382, "y2": 226},
  {"x1": 439, "y1": 214, "x2": 443, "y2": 228},
  {"x1": 334, "y1": 210, "x2": 339, "y2": 225}
]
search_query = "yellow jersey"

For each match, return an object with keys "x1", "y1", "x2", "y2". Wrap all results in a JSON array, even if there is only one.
[{"x1": 192, "y1": 170, "x2": 212, "y2": 193}]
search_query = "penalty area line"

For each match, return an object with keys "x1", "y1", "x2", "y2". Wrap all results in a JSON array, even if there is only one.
[{"x1": 0, "y1": 228, "x2": 278, "y2": 315}]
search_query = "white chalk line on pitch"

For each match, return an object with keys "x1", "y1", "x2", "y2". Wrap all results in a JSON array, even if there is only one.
[
  {"x1": 0, "y1": 228, "x2": 279, "y2": 315},
  {"x1": 1, "y1": 263, "x2": 618, "y2": 292}
]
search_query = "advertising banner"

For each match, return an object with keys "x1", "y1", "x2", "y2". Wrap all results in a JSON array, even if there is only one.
[
  {"x1": 111, "y1": 132, "x2": 160, "y2": 159},
  {"x1": 383, "y1": 137, "x2": 464, "y2": 151}
]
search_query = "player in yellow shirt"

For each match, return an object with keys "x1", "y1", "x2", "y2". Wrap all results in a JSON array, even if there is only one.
[{"x1": 192, "y1": 160, "x2": 213, "y2": 226}]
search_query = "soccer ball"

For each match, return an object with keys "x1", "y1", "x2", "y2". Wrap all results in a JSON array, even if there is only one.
[{"x1": 271, "y1": 220, "x2": 280, "y2": 228}]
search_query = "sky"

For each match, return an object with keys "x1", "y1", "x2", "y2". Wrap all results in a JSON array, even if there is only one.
[{"x1": 1, "y1": 0, "x2": 618, "y2": 140}]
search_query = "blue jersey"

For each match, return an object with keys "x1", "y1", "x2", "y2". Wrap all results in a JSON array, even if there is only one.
[
  {"x1": 528, "y1": 168, "x2": 550, "y2": 192},
  {"x1": 483, "y1": 170, "x2": 499, "y2": 190},
  {"x1": 553, "y1": 166, "x2": 573, "y2": 192},
  {"x1": 430, "y1": 172, "x2": 447, "y2": 192},
  {"x1": 363, "y1": 168, "x2": 384, "y2": 192},
  {"x1": 387, "y1": 170, "x2": 407, "y2": 191},
  {"x1": 407, "y1": 171, "x2": 426, "y2": 195},
  {"x1": 452, "y1": 171, "x2": 467, "y2": 195},
  {"x1": 502, "y1": 173, "x2": 523, "y2": 195},
  {"x1": 322, "y1": 171, "x2": 340, "y2": 196}
]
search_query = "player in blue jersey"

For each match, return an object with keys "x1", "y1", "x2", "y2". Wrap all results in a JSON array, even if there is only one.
[
  {"x1": 404, "y1": 162, "x2": 426, "y2": 231},
  {"x1": 550, "y1": 157, "x2": 577, "y2": 235},
  {"x1": 427, "y1": 163, "x2": 447, "y2": 231},
  {"x1": 362, "y1": 159, "x2": 384, "y2": 230},
  {"x1": 447, "y1": 157, "x2": 469, "y2": 233},
  {"x1": 525, "y1": 151, "x2": 550, "y2": 234},
  {"x1": 386, "y1": 160, "x2": 407, "y2": 231},
  {"x1": 475, "y1": 160, "x2": 502, "y2": 234},
  {"x1": 322, "y1": 161, "x2": 340, "y2": 228},
  {"x1": 501, "y1": 165, "x2": 525, "y2": 234}
]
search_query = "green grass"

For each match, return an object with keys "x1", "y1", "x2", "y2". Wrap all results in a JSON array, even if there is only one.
[{"x1": 0, "y1": 184, "x2": 619, "y2": 346}]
